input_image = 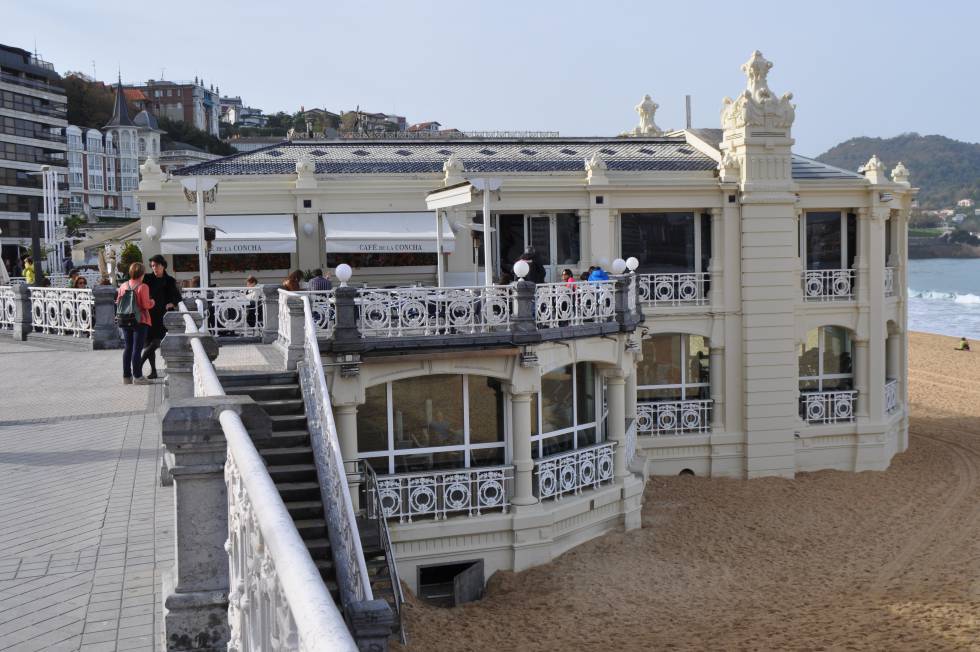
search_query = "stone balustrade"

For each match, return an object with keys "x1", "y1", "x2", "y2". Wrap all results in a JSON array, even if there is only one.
[{"x1": 0, "y1": 283, "x2": 120, "y2": 349}]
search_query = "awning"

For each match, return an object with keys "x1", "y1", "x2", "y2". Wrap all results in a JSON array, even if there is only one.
[
  {"x1": 322, "y1": 212, "x2": 456, "y2": 254},
  {"x1": 160, "y1": 214, "x2": 296, "y2": 255}
]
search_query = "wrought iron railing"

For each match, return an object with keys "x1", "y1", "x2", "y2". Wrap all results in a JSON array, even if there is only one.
[
  {"x1": 636, "y1": 273, "x2": 709, "y2": 307},
  {"x1": 636, "y1": 400, "x2": 712, "y2": 436},
  {"x1": 357, "y1": 285, "x2": 513, "y2": 337},
  {"x1": 799, "y1": 390, "x2": 857, "y2": 424},
  {"x1": 884, "y1": 267, "x2": 896, "y2": 297},
  {"x1": 371, "y1": 465, "x2": 513, "y2": 522},
  {"x1": 29, "y1": 287, "x2": 94, "y2": 337},
  {"x1": 0, "y1": 286, "x2": 13, "y2": 330},
  {"x1": 802, "y1": 269, "x2": 855, "y2": 301},
  {"x1": 534, "y1": 281, "x2": 616, "y2": 328},
  {"x1": 295, "y1": 290, "x2": 335, "y2": 337},
  {"x1": 297, "y1": 295, "x2": 373, "y2": 607},
  {"x1": 533, "y1": 441, "x2": 616, "y2": 501},
  {"x1": 885, "y1": 379, "x2": 899, "y2": 414},
  {"x1": 180, "y1": 287, "x2": 265, "y2": 337}
]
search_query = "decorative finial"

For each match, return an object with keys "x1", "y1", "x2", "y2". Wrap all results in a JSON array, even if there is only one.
[
  {"x1": 443, "y1": 154, "x2": 465, "y2": 185},
  {"x1": 295, "y1": 152, "x2": 315, "y2": 178},
  {"x1": 721, "y1": 50, "x2": 795, "y2": 131},
  {"x1": 632, "y1": 94, "x2": 662, "y2": 136},
  {"x1": 718, "y1": 149, "x2": 740, "y2": 182},
  {"x1": 585, "y1": 153, "x2": 608, "y2": 184},
  {"x1": 891, "y1": 161, "x2": 910, "y2": 184},
  {"x1": 742, "y1": 50, "x2": 773, "y2": 102},
  {"x1": 859, "y1": 154, "x2": 887, "y2": 184}
]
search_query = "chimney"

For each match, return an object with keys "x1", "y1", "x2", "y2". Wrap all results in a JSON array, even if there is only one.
[{"x1": 685, "y1": 95, "x2": 692, "y2": 129}]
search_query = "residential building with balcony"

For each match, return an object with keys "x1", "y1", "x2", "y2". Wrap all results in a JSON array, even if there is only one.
[
  {"x1": 128, "y1": 77, "x2": 221, "y2": 137},
  {"x1": 138, "y1": 51, "x2": 912, "y2": 593},
  {"x1": 0, "y1": 43, "x2": 68, "y2": 258}
]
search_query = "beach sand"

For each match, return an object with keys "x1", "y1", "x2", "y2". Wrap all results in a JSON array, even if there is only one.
[{"x1": 396, "y1": 332, "x2": 980, "y2": 651}]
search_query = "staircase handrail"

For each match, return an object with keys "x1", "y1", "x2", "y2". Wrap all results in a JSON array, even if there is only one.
[{"x1": 297, "y1": 295, "x2": 374, "y2": 607}]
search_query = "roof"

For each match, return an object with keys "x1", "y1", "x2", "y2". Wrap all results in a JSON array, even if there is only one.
[
  {"x1": 72, "y1": 220, "x2": 140, "y2": 252},
  {"x1": 123, "y1": 88, "x2": 147, "y2": 103},
  {"x1": 164, "y1": 140, "x2": 205, "y2": 153},
  {"x1": 172, "y1": 138, "x2": 718, "y2": 176},
  {"x1": 133, "y1": 110, "x2": 161, "y2": 131},
  {"x1": 104, "y1": 80, "x2": 134, "y2": 128}
]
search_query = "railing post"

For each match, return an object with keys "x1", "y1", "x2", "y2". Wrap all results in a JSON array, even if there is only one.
[
  {"x1": 347, "y1": 600, "x2": 398, "y2": 652},
  {"x1": 260, "y1": 284, "x2": 280, "y2": 344},
  {"x1": 160, "y1": 396, "x2": 272, "y2": 652},
  {"x1": 282, "y1": 294, "x2": 306, "y2": 370},
  {"x1": 10, "y1": 283, "x2": 32, "y2": 341},
  {"x1": 91, "y1": 285, "x2": 122, "y2": 349},
  {"x1": 332, "y1": 286, "x2": 361, "y2": 350},
  {"x1": 510, "y1": 280, "x2": 539, "y2": 343}
]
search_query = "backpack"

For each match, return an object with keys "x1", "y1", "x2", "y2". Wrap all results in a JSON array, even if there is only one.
[{"x1": 115, "y1": 282, "x2": 139, "y2": 328}]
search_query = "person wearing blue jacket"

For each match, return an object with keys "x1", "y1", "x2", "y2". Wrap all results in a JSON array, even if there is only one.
[{"x1": 588, "y1": 265, "x2": 610, "y2": 281}]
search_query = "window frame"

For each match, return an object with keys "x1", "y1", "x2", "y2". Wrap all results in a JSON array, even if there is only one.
[
  {"x1": 637, "y1": 334, "x2": 710, "y2": 401},
  {"x1": 531, "y1": 362, "x2": 604, "y2": 459},
  {"x1": 799, "y1": 326, "x2": 854, "y2": 391}
]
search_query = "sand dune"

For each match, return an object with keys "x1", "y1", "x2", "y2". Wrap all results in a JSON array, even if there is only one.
[{"x1": 397, "y1": 332, "x2": 980, "y2": 651}]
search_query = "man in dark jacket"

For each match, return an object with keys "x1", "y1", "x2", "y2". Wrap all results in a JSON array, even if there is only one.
[
  {"x1": 520, "y1": 247, "x2": 547, "y2": 284},
  {"x1": 141, "y1": 254, "x2": 182, "y2": 379}
]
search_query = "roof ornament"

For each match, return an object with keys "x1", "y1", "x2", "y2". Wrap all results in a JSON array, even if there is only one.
[
  {"x1": 891, "y1": 161, "x2": 910, "y2": 185},
  {"x1": 585, "y1": 153, "x2": 608, "y2": 184},
  {"x1": 718, "y1": 149, "x2": 740, "y2": 182},
  {"x1": 859, "y1": 154, "x2": 887, "y2": 183},
  {"x1": 632, "y1": 94, "x2": 663, "y2": 136},
  {"x1": 296, "y1": 152, "x2": 315, "y2": 178},
  {"x1": 721, "y1": 51, "x2": 795, "y2": 131},
  {"x1": 443, "y1": 154, "x2": 465, "y2": 185},
  {"x1": 140, "y1": 156, "x2": 162, "y2": 179}
]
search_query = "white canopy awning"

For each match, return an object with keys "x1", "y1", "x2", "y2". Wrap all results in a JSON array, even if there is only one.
[
  {"x1": 322, "y1": 212, "x2": 456, "y2": 254},
  {"x1": 160, "y1": 214, "x2": 296, "y2": 255}
]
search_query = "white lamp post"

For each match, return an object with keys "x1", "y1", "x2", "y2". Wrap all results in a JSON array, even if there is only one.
[
  {"x1": 611, "y1": 258, "x2": 628, "y2": 275},
  {"x1": 335, "y1": 263, "x2": 353, "y2": 288},
  {"x1": 626, "y1": 256, "x2": 639, "y2": 273},
  {"x1": 180, "y1": 176, "x2": 219, "y2": 288}
]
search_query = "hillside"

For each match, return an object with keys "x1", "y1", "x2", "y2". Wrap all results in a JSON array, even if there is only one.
[{"x1": 816, "y1": 133, "x2": 980, "y2": 209}]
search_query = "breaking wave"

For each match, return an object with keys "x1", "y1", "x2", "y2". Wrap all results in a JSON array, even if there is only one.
[{"x1": 908, "y1": 289, "x2": 980, "y2": 304}]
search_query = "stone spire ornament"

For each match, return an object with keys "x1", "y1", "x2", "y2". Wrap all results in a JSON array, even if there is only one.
[
  {"x1": 721, "y1": 50, "x2": 795, "y2": 130},
  {"x1": 443, "y1": 154, "x2": 465, "y2": 185},
  {"x1": 718, "y1": 149, "x2": 740, "y2": 183},
  {"x1": 859, "y1": 154, "x2": 887, "y2": 184},
  {"x1": 891, "y1": 161, "x2": 910, "y2": 185},
  {"x1": 295, "y1": 152, "x2": 316, "y2": 188},
  {"x1": 585, "y1": 153, "x2": 608, "y2": 184},
  {"x1": 632, "y1": 94, "x2": 663, "y2": 136}
]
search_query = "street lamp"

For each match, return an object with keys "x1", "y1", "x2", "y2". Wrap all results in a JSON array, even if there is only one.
[{"x1": 180, "y1": 176, "x2": 219, "y2": 288}]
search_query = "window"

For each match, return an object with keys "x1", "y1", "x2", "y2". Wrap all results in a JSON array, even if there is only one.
[
  {"x1": 799, "y1": 327, "x2": 853, "y2": 391},
  {"x1": 356, "y1": 374, "x2": 506, "y2": 474},
  {"x1": 621, "y1": 212, "x2": 711, "y2": 274},
  {"x1": 0, "y1": 90, "x2": 66, "y2": 118},
  {"x1": 531, "y1": 362, "x2": 602, "y2": 458},
  {"x1": 325, "y1": 252, "x2": 436, "y2": 268},
  {"x1": 803, "y1": 211, "x2": 857, "y2": 270},
  {"x1": 173, "y1": 253, "x2": 290, "y2": 272},
  {"x1": 637, "y1": 334, "x2": 709, "y2": 401}
]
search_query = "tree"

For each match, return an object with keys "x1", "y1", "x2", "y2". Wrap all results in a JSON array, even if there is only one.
[
  {"x1": 264, "y1": 112, "x2": 291, "y2": 131},
  {"x1": 157, "y1": 117, "x2": 235, "y2": 156}
]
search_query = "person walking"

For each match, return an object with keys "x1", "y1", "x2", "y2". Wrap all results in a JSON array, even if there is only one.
[
  {"x1": 116, "y1": 262, "x2": 155, "y2": 385},
  {"x1": 141, "y1": 255, "x2": 181, "y2": 379},
  {"x1": 308, "y1": 268, "x2": 332, "y2": 291}
]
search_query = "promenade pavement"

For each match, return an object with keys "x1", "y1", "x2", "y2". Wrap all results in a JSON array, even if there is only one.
[{"x1": 0, "y1": 339, "x2": 172, "y2": 651}]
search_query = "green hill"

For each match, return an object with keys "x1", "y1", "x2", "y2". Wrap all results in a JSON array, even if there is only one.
[{"x1": 815, "y1": 133, "x2": 980, "y2": 209}]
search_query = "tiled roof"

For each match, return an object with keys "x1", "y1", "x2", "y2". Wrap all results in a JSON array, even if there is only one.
[{"x1": 172, "y1": 138, "x2": 719, "y2": 176}]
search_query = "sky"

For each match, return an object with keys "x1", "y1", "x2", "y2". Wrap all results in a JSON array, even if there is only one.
[{"x1": 5, "y1": 0, "x2": 979, "y2": 156}]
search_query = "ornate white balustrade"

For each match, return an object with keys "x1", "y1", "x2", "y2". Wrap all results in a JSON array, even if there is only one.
[
  {"x1": 802, "y1": 269, "x2": 854, "y2": 301},
  {"x1": 636, "y1": 400, "x2": 712, "y2": 437},
  {"x1": 28, "y1": 287, "x2": 94, "y2": 337},
  {"x1": 885, "y1": 379, "x2": 899, "y2": 414},
  {"x1": 358, "y1": 285, "x2": 513, "y2": 337},
  {"x1": 0, "y1": 286, "x2": 13, "y2": 330},
  {"x1": 533, "y1": 442, "x2": 615, "y2": 501},
  {"x1": 884, "y1": 267, "x2": 896, "y2": 297},
  {"x1": 296, "y1": 290, "x2": 335, "y2": 336},
  {"x1": 636, "y1": 273, "x2": 709, "y2": 307},
  {"x1": 799, "y1": 390, "x2": 857, "y2": 424},
  {"x1": 534, "y1": 281, "x2": 616, "y2": 328},
  {"x1": 374, "y1": 466, "x2": 513, "y2": 522},
  {"x1": 181, "y1": 287, "x2": 264, "y2": 337}
]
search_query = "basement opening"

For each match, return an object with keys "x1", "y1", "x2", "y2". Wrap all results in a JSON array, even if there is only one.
[{"x1": 417, "y1": 560, "x2": 485, "y2": 608}]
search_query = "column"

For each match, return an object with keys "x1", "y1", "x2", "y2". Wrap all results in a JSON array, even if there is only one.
[
  {"x1": 91, "y1": 285, "x2": 122, "y2": 349},
  {"x1": 587, "y1": 203, "x2": 613, "y2": 266},
  {"x1": 624, "y1": 369, "x2": 637, "y2": 424},
  {"x1": 709, "y1": 346, "x2": 725, "y2": 432},
  {"x1": 708, "y1": 207, "x2": 723, "y2": 308},
  {"x1": 605, "y1": 372, "x2": 627, "y2": 479},
  {"x1": 334, "y1": 404, "x2": 358, "y2": 461},
  {"x1": 853, "y1": 338, "x2": 870, "y2": 421},
  {"x1": 510, "y1": 391, "x2": 536, "y2": 506},
  {"x1": 577, "y1": 209, "x2": 591, "y2": 269}
]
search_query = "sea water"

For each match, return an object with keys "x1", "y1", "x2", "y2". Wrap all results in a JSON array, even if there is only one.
[{"x1": 908, "y1": 258, "x2": 980, "y2": 338}]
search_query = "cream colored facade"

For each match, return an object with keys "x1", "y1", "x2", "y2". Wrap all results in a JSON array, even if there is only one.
[{"x1": 139, "y1": 51, "x2": 912, "y2": 590}]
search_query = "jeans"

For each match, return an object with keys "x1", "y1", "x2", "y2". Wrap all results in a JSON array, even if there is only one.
[{"x1": 122, "y1": 324, "x2": 148, "y2": 379}]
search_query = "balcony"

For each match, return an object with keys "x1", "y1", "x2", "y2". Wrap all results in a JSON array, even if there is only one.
[
  {"x1": 372, "y1": 465, "x2": 513, "y2": 523},
  {"x1": 636, "y1": 400, "x2": 712, "y2": 436},
  {"x1": 636, "y1": 273, "x2": 709, "y2": 308},
  {"x1": 799, "y1": 390, "x2": 857, "y2": 424},
  {"x1": 802, "y1": 269, "x2": 854, "y2": 301},
  {"x1": 0, "y1": 71, "x2": 65, "y2": 94},
  {"x1": 533, "y1": 442, "x2": 616, "y2": 501}
]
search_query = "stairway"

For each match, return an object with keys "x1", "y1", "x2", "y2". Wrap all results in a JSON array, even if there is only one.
[{"x1": 222, "y1": 371, "x2": 401, "y2": 636}]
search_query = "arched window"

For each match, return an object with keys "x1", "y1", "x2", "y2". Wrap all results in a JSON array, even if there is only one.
[
  {"x1": 531, "y1": 361, "x2": 602, "y2": 458},
  {"x1": 357, "y1": 374, "x2": 505, "y2": 475},
  {"x1": 799, "y1": 326, "x2": 853, "y2": 391}
]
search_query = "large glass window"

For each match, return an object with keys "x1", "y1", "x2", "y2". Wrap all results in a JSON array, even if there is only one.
[
  {"x1": 620, "y1": 212, "x2": 709, "y2": 274},
  {"x1": 356, "y1": 374, "x2": 506, "y2": 474},
  {"x1": 532, "y1": 362, "x2": 602, "y2": 458},
  {"x1": 637, "y1": 334, "x2": 709, "y2": 401},
  {"x1": 799, "y1": 326, "x2": 853, "y2": 391},
  {"x1": 497, "y1": 213, "x2": 581, "y2": 280},
  {"x1": 804, "y1": 211, "x2": 857, "y2": 270}
]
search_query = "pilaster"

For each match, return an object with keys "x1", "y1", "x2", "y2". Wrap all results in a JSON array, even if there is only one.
[
  {"x1": 509, "y1": 391, "x2": 536, "y2": 506},
  {"x1": 604, "y1": 371, "x2": 628, "y2": 479}
]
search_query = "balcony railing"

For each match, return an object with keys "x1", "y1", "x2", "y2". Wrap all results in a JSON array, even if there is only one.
[
  {"x1": 885, "y1": 379, "x2": 899, "y2": 414},
  {"x1": 884, "y1": 267, "x2": 896, "y2": 297},
  {"x1": 29, "y1": 287, "x2": 93, "y2": 337},
  {"x1": 372, "y1": 465, "x2": 513, "y2": 522},
  {"x1": 636, "y1": 272, "x2": 709, "y2": 307},
  {"x1": 0, "y1": 71, "x2": 66, "y2": 94},
  {"x1": 181, "y1": 287, "x2": 264, "y2": 338},
  {"x1": 358, "y1": 285, "x2": 513, "y2": 337},
  {"x1": 534, "y1": 281, "x2": 616, "y2": 328},
  {"x1": 802, "y1": 269, "x2": 854, "y2": 301},
  {"x1": 636, "y1": 400, "x2": 712, "y2": 436},
  {"x1": 799, "y1": 390, "x2": 857, "y2": 424},
  {"x1": 533, "y1": 441, "x2": 616, "y2": 501},
  {"x1": 0, "y1": 285, "x2": 14, "y2": 330}
]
